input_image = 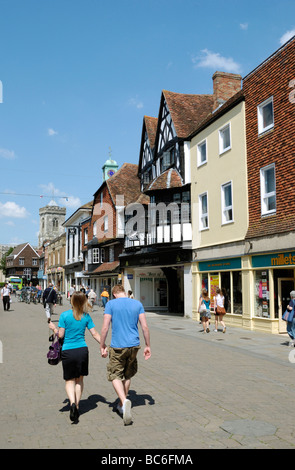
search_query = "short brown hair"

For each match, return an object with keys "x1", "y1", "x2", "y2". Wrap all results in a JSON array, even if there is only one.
[{"x1": 112, "y1": 284, "x2": 125, "y2": 296}]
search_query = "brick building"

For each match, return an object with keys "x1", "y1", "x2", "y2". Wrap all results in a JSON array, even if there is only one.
[
  {"x1": 82, "y1": 162, "x2": 149, "y2": 299},
  {"x1": 241, "y1": 36, "x2": 295, "y2": 333},
  {"x1": 5, "y1": 243, "x2": 40, "y2": 285}
]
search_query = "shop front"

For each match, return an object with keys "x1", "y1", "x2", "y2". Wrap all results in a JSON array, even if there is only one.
[
  {"x1": 251, "y1": 251, "x2": 295, "y2": 334},
  {"x1": 193, "y1": 251, "x2": 295, "y2": 334},
  {"x1": 193, "y1": 257, "x2": 245, "y2": 328},
  {"x1": 120, "y1": 247, "x2": 192, "y2": 315}
]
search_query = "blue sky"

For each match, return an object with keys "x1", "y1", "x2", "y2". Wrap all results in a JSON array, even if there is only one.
[{"x1": 0, "y1": 0, "x2": 294, "y2": 247}]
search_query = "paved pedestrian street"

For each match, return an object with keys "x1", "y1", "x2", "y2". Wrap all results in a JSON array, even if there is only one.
[{"x1": 1, "y1": 296, "x2": 295, "y2": 452}]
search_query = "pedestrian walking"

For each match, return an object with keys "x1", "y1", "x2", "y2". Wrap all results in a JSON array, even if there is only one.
[
  {"x1": 43, "y1": 283, "x2": 57, "y2": 321},
  {"x1": 100, "y1": 287, "x2": 109, "y2": 308},
  {"x1": 100, "y1": 284, "x2": 151, "y2": 426},
  {"x1": 1, "y1": 283, "x2": 11, "y2": 311},
  {"x1": 199, "y1": 288, "x2": 211, "y2": 333},
  {"x1": 285, "y1": 290, "x2": 295, "y2": 347},
  {"x1": 88, "y1": 289, "x2": 97, "y2": 307},
  {"x1": 48, "y1": 291, "x2": 102, "y2": 422},
  {"x1": 214, "y1": 287, "x2": 226, "y2": 333}
]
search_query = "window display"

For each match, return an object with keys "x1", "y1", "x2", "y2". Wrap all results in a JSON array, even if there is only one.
[{"x1": 255, "y1": 270, "x2": 270, "y2": 318}]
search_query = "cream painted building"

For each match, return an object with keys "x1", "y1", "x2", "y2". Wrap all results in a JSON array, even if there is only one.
[{"x1": 190, "y1": 90, "x2": 251, "y2": 330}]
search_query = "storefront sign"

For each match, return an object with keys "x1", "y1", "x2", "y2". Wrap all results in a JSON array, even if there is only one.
[
  {"x1": 198, "y1": 257, "x2": 241, "y2": 272},
  {"x1": 252, "y1": 252, "x2": 295, "y2": 268}
]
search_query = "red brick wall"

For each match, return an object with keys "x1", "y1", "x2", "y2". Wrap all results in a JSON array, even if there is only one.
[
  {"x1": 243, "y1": 38, "x2": 295, "y2": 239},
  {"x1": 212, "y1": 72, "x2": 242, "y2": 109},
  {"x1": 91, "y1": 185, "x2": 117, "y2": 242}
]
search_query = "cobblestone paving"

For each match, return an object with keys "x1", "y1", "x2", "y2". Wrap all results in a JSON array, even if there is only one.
[{"x1": 0, "y1": 296, "x2": 295, "y2": 450}]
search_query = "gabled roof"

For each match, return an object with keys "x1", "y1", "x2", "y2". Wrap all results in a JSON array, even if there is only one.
[
  {"x1": 138, "y1": 116, "x2": 158, "y2": 176},
  {"x1": 94, "y1": 163, "x2": 149, "y2": 207},
  {"x1": 161, "y1": 90, "x2": 214, "y2": 139},
  {"x1": 146, "y1": 168, "x2": 183, "y2": 192},
  {"x1": 144, "y1": 115, "x2": 158, "y2": 148},
  {"x1": 7, "y1": 242, "x2": 39, "y2": 259},
  {"x1": 188, "y1": 89, "x2": 245, "y2": 140}
]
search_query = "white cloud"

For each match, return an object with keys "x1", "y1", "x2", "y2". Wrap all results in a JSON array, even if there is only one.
[
  {"x1": 0, "y1": 201, "x2": 29, "y2": 218},
  {"x1": 48, "y1": 128, "x2": 58, "y2": 136},
  {"x1": 0, "y1": 148, "x2": 16, "y2": 159},
  {"x1": 240, "y1": 23, "x2": 248, "y2": 30},
  {"x1": 280, "y1": 29, "x2": 295, "y2": 45},
  {"x1": 39, "y1": 182, "x2": 81, "y2": 210},
  {"x1": 5, "y1": 221, "x2": 15, "y2": 226},
  {"x1": 128, "y1": 97, "x2": 144, "y2": 109},
  {"x1": 193, "y1": 49, "x2": 242, "y2": 74}
]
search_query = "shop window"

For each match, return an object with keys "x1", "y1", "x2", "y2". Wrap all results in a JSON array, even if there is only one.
[
  {"x1": 233, "y1": 271, "x2": 242, "y2": 315},
  {"x1": 255, "y1": 270, "x2": 270, "y2": 318}
]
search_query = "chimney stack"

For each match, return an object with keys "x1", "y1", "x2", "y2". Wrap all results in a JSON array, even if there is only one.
[{"x1": 212, "y1": 71, "x2": 242, "y2": 110}]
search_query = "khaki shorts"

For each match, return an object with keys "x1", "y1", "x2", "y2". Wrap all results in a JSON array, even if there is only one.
[{"x1": 107, "y1": 346, "x2": 141, "y2": 382}]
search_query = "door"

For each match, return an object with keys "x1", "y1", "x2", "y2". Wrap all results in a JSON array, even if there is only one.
[{"x1": 278, "y1": 278, "x2": 294, "y2": 333}]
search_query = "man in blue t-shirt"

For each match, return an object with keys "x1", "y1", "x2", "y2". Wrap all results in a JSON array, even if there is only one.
[{"x1": 100, "y1": 284, "x2": 151, "y2": 425}]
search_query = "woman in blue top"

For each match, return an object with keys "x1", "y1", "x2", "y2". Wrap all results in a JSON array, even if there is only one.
[
  {"x1": 49, "y1": 291, "x2": 101, "y2": 422},
  {"x1": 199, "y1": 288, "x2": 211, "y2": 334}
]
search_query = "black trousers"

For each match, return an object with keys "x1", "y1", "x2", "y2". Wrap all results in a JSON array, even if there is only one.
[{"x1": 3, "y1": 296, "x2": 10, "y2": 310}]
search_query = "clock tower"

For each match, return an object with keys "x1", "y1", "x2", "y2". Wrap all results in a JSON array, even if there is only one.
[{"x1": 102, "y1": 149, "x2": 118, "y2": 181}]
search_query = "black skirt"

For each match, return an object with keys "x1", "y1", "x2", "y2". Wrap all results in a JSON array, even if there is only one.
[{"x1": 61, "y1": 347, "x2": 89, "y2": 381}]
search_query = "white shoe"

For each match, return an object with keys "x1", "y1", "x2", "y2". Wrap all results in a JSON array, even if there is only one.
[
  {"x1": 213, "y1": 329, "x2": 218, "y2": 332},
  {"x1": 123, "y1": 399, "x2": 132, "y2": 425},
  {"x1": 116, "y1": 404, "x2": 123, "y2": 415}
]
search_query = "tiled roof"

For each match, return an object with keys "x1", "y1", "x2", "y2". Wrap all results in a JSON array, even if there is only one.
[
  {"x1": 92, "y1": 261, "x2": 120, "y2": 274},
  {"x1": 144, "y1": 116, "x2": 158, "y2": 149},
  {"x1": 188, "y1": 89, "x2": 245, "y2": 139},
  {"x1": 163, "y1": 90, "x2": 214, "y2": 138},
  {"x1": 146, "y1": 168, "x2": 183, "y2": 191},
  {"x1": 106, "y1": 163, "x2": 149, "y2": 206}
]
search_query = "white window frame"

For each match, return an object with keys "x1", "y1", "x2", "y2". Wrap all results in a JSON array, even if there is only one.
[
  {"x1": 92, "y1": 247, "x2": 100, "y2": 263},
  {"x1": 104, "y1": 215, "x2": 108, "y2": 232},
  {"x1": 221, "y1": 181, "x2": 234, "y2": 224},
  {"x1": 93, "y1": 221, "x2": 97, "y2": 237},
  {"x1": 260, "y1": 163, "x2": 276, "y2": 216},
  {"x1": 197, "y1": 139, "x2": 207, "y2": 167},
  {"x1": 257, "y1": 96, "x2": 274, "y2": 135},
  {"x1": 219, "y1": 123, "x2": 231, "y2": 155},
  {"x1": 199, "y1": 192, "x2": 209, "y2": 230}
]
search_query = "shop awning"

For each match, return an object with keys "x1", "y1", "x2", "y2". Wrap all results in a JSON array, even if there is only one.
[{"x1": 92, "y1": 261, "x2": 120, "y2": 274}]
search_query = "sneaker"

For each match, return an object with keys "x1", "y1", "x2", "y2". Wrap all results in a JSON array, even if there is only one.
[
  {"x1": 116, "y1": 403, "x2": 123, "y2": 415},
  {"x1": 213, "y1": 329, "x2": 218, "y2": 332},
  {"x1": 123, "y1": 399, "x2": 132, "y2": 425},
  {"x1": 223, "y1": 327, "x2": 226, "y2": 334},
  {"x1": 289, "y1": 341, "x2": 295, "y2": 347},
  {"x1": 206, "y1": 328, "x2": 210, "y2": 333}
]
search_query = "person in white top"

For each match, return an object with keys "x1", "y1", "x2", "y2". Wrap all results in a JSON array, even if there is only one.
[
  {"x1": 213, "y1": 288, "x2": 226, "y2": 333},
  {"x1": 1, "y1": 283, "x2": 11, "y2": 311}
]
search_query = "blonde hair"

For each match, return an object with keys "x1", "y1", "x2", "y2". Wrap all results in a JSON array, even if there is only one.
[
  {"x1": 71, "y1": 291, "x2": 91, "y2": 321},
  {"x1": 201, "y1": 288, "x2": 209, "y2": 302}
]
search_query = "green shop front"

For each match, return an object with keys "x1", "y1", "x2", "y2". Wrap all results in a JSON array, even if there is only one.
[{"x1": 192, "y1": 251, "x2": 295, "y2": 334}]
